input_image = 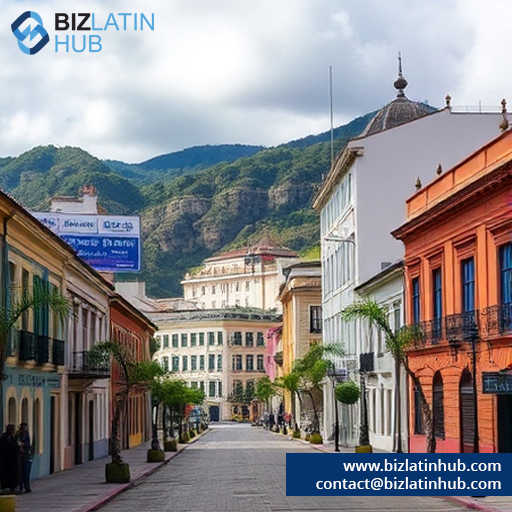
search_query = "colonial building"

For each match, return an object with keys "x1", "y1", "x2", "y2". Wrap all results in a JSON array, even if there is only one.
[
  {"x1": 313, "y1": 63, "x2": 511, "y2": 447},
  {"x1": 354, "y1": 261, "x2": 408, "y2": 452},
  {"x1": 392, "y1": 127, "x2": 512, "y2": 453},
  {"x1": 278, "y1": 261, "x2": 322, "y2": 431},
  {"x1": 151, "y1": 309, "x2": 280, "y2": 421},
  {"x1": 181, "y1": 238, "x2": 298, "y2": 312}
]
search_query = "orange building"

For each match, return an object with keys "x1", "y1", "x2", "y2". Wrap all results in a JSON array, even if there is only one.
[
  {"x1": 110, "y1": 294, "x2": 157, "y2": 449},
  {"x1": 393, "y1": 128, "x2": 512, "y2": 453}
]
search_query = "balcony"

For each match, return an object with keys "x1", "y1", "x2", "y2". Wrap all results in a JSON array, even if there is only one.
[
  {"x1": 273, "y1": 351, "x2": 284, "y2": 367},
  {"x1": 69, "y1": 351, "x2": 110, "y2": 379},
  {"x1": 52, "y1": 339, "x2": 65, "y2": 366},
  {"x1": 36, "y1": 335, "x2": 49, "y2": 365},
  {"x1": 18, "y1": 331, "x2": 36, "y2": 362},
  {"x1": 359, "y1": 352, "x2": 375, "y2": 373},
  {"x1": 482, "y1": 304, "x2": 512, "y2": 337},
  {"x1": 412, "y1": 311, "x2": 480, "y2": 348}
]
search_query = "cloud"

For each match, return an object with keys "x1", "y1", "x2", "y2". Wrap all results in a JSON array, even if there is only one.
[{"x1": 0, "y1": 0, "x2": 508, "y2": 162}]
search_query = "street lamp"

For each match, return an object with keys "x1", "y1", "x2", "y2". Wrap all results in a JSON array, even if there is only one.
[
  {"x1": 323, "y1": 235, "x2": 355, "y2": 246},
  {"x1": 464, "y1": 321, "x2": 480, "y2": 454},
  {"x1": 327, "y1": 367, "x2": 342, "y2": 452}
]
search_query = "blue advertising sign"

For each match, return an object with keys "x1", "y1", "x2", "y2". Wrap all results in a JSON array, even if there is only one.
[
  {"x1": 31, "y1": 212, "x2": 141, "y2": 272},
  {"x1": 61, "y1": 235, "x2": 140, "y2": 272}
]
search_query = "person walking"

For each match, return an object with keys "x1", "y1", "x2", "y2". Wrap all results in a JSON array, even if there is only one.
[
  {"x1": 17, "y1": 423, "x2": 32, "y2": 493},
  {"x1": 0, "y1": 424, "x2": 20, "y2": 493}
]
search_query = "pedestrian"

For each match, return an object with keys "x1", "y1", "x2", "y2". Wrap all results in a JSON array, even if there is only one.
[
  {"x1": 17, "y1": 423, "x2": 32, "y2": 493},
  {"x1": 269, "y1": 413, "x2": 275, "y2": 431},
  {"x1": 0, "y1": 424, "x2": 20, "y2": 494}
]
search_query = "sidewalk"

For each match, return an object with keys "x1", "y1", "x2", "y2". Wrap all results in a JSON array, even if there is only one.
[
  {"x1": 16, "y1": 430, "x2": 209, "y2": 512},
  {"x1": 280, "y1": 430, "x2": 512, "y2": 512}
]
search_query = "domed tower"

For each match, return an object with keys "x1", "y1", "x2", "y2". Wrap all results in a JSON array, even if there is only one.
[{"x1": 362, "y1": 53, "x2": 437, "y2": 137}]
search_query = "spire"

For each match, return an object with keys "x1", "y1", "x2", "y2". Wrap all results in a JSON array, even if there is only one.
[{"x1": 394, "y1": 51, "x2": 408, "y2": 98}]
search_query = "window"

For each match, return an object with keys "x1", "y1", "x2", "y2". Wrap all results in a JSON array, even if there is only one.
[
  {"x1": 310, "y1": 306, "x2": 322, "y2": 333},
  {"x1": 245, "y1": 332, "x2": 253, "y2": 347},
  {"x1": 201, "y1": 286, "x2": 206, "y2": 295},
  {"x1": 246, "y1": 281, "x2": 250, "y2": 291},
  {"x1": 182, "y1": 356, "x2": 188, "y2": 371},
  {"x1": 191, "y1": 381, "x2": 198, "y2": 389},
  {"x1": 162, "y1": 356, "x2": 169, "y2": 371},
  {"x1": 393, "y1": 303, "x2": 402, "y2": 334},
  {"x1": 208, "y1": 332, "x2": 215, "y2": 345},
  {"x1": 500, "y1": 243, "x2": 512, "y2": 305},
  {"x1": 212, "y1": 285, "x2": 216, "y2": 295},
  {"x1": 412, "y1": 277, "x2": 421, "y2": 324},
  {"x1": 217, "y1": 331, "x2": 223, "y2": 345},
  {"x1": 433, "y1": 372, "x2": 445, "y2": 439},
  {"x1": 257, "y1": 332, "x2": 265, "y2": 347},
  {"x1": 233, "y1": 354, "x2": 242, "y2": 371},
  {"x1": 172, "y1": 334, "x2": 178, "y2": 348},
  {"x1": 246, "y1": 355, "x2": 254, "y2": 371},
  {"x1": 191, "y1": 333, "x2": 197, "y2": 347},
  {"x1": 208, "y1": 354, "x2": 215, "y2": 371},
  {"x1": 432, "y1": 268, "x2": 442, "y2": 342},
  {"x1": 199, "y1": 381, "x2": 205, "y2": 392},
  {"x1": 181, "y1": 333, "x2": 188, "y2": 347},
  {"x1": 172, "y1": 356, "x2": 179, "y2": 372},
  {"x1": 163, "y1": 334, "x2": 169, "y2": 348},
  {"x1": 413, "y1": 384, "x2": 424, "y2": 434},
  {"x1": 199, "y1": 333, "x2": 205, "y2": 346},
  {"x1": 218, "y1": 381, "x2": 223, "y2": 398},
  {"x1": 233, "y1": 380, "x2": 243, "y2": 395},
  {"x1": 199, "y1": 355, "x2": 205, "y2": 371},
  {"x1": 217, "y1": 354, "x2": 222, "y2": 371},
  {"x1": 209, "y1": 381, "x2": 216, "y2": 398},
  {"x1": 233, "y1": 332, "x2": 242, "y2": 346},
  {"x1": 191, "y1": 355, "x2": 197, "y2": 371},
  {"x1": 236, "y1": 282, "x2": 240, "y2": 291},
  {"x1": 257, "y1": 354, "x2": 264, "y2": 371},
  {"x1": 246, "y1": 379, "x2": 255, "y2": 399}
]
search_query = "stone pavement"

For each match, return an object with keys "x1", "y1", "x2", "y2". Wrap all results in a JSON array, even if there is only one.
[{"x1": 15, "y1": 430, "x2": 209, "y2": 512}]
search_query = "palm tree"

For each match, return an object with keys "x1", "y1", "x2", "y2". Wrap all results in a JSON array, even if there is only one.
[
  {"x1": 89, "y1": 341, "x2": 165, "y2": 482},
  {"x1": 276, "y1": 372, "x2": 301, "y2": 431},
  {"x1": 342, "y1": 300, "x2": 434, "y2": 453},
  {"x1": 0, "y1": 280, "x2": 70, "y2": 427}
]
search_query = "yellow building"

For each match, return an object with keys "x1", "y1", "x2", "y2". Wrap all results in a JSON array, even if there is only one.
[{"x1": 278, "y1": 261, "x2": 322, "y2": 429}]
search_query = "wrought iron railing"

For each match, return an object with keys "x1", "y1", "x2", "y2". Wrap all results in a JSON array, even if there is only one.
[
  {"x1": 36, "y1": 335, "x2": 49, "y2": 365},
  {"x1": 18, "y1": 331, "x2": 36, "y2": 362},
  {"x1": 359, "y1": 352, "x2": 374, "y2": 373},
  {"x1": 445, "y1": 310, "x2": 479, "y2": 341},
  {"x1": 482, "y1": 304, "x2": 512, "y2": 337},
  {"x1": 52, "y1": 339, "x2": 65, "y2": 366},
  {"x1": 69, "y1": 351, "x2": 110, "y2": 377}
]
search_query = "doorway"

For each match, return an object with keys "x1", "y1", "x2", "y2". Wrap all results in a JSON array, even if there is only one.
[
  {"x1": 460, "y1": 369, "x2": 476, "y2": 453},
  {"x1": 74, "y1": 394, "x2": 82, "y2": 465},
  {"x1": 498, "y1": 394, "x2": 512, "y2": 452},
  {"x1": 209, "y1": 405, "x2": 219, "y2": 422},
  {"x1": 88, "y1": 400, "x2": 94, "y2": 461}
]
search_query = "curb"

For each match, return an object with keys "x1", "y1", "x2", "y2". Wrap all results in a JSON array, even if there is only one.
[
  {"x1": 76, "y1": 429, "x2": 211, "y2": 512},
  {"x1": 440, "y1": 496, "x2": 505, "y2": 512}
]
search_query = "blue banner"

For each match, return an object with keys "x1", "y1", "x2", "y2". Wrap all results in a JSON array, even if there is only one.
[
  {"x1": 286, "y1": 453, "x2": 508, "y2": 496},
  {"x1": 61, "y1": 235, "x2": 140, "y2": 272}
]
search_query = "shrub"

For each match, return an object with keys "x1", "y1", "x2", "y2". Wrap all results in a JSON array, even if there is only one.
[
  {"x1": 309, "y1": 433, "x2": 323, "y2": 444},
  {"x1": 335, "y1": 381, "x2": 360, "y2": 405},
  {"x1": 179, "y1": 431, "x2": 190, "y2": 443},
  {"x1": 292, "y1": 430, "x2": 301, "y2": 439}
]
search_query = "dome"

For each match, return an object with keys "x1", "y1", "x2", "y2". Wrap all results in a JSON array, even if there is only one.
[{"x1": 361, "y1": 55, "x2": 437, "y2": 137}]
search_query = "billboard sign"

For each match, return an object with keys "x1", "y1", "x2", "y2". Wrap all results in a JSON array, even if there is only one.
[{"x1": 31, "y1": 212, "x2": 141, "y2": 272}]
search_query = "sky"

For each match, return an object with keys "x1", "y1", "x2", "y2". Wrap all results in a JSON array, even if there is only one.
[{"x1": 0, "y1": 0, "x2": 511, "y2": 163}]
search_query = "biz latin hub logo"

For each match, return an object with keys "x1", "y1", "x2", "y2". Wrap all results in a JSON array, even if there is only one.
[{"x1": 11, "y1": 11, "x2": 154, "y2": 54}]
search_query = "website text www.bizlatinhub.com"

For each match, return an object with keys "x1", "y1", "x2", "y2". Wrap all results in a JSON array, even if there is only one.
[{"x1": 286, "y1": 454, "x2": 509, "y2": 496}]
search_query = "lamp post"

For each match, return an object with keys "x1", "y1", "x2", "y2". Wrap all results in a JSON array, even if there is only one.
[
  {"x1": 464, "y1": 321, "x2": 480, "y2": 454},
  {"x1": 327, "y1": 367, "x2": 341, "y2": 452}
]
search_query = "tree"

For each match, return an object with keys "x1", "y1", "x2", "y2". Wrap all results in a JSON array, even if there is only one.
[
  {"x1": 342, "y1": 300, "x2": 432, "y2": 452},
  {"x1": 89, "y1": 341, "x2": 166, "y2": 476},
  {"x1": 275, "y1": 372, "x2": 301, "y2": 430},
  {"x1": 255, "y1": 376, "x2": 279, "y2": 412},
  {"x1": 293, "y1": 343, "x2": 343, "y2": 433},
  {"x1": 0, "y1": 280, "x2": 70, "y2": 427}
]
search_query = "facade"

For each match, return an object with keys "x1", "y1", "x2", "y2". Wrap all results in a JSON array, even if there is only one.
[
  {"x1": 110, "y1": 294, "x2": 156, "y2": 450},
  {"x1": 152, "y1": 309, "x2": 280, "y2": 421},
  {"x1": 181, "y1": 238, "x2": 298, "y2": 312},
  {"x1": 313, "y1": 68, "x2": 511, "y2": 446},
  {"x1": 354, "y1": 262, "x2": 408, "y2": 452},
  {"x1": 278, "y1": 261, "x2": 322, "y2": 430},
  {"x1": 393, "y1": 128, "x2": 512, "y2": 453}
]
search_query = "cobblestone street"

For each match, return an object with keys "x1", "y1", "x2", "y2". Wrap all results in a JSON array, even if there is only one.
[{"x1": 99, "y1": 424, "x2": 465, "y2": 512}]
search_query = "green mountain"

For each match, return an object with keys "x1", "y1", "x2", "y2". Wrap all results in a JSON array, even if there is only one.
[
  {"x1": 104, "y1": 144, "x2": 265, "y2": 185},
  {"x1": 0, "y1": 113, "x2": 372, "y2": 297}
]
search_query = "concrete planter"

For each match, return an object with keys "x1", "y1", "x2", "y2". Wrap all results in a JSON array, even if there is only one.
[
  {"x1": 105, "y1": 462, "x2": 131, "y2": 483},
  {"x1": 0, "y1": 495, "x2": 16, "y2": 512},
  {"x1": 164, "y1": 439, "x2": 178, "y2": 452},
  {"x1": 147, "y1": 449, "x2": 165, "y2": 462},
  {"x1": 355, "y1": 445, "x2": 373, "y2": 453}
]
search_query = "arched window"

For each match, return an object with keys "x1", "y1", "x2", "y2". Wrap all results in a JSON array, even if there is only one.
[
  {"x1": 8, "y1": 397, "x2": 16, "y2": 426},
  {"x1": 433, "y1": 372, "x2": 445, "y2": 439},
  {"x1": 21, "y1": 397, "x2": 29, "y2": 425}
]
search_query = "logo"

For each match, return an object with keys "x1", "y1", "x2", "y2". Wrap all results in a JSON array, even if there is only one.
[{"x1": 11, "y1": 11, "x2": 50, "y2": 55}]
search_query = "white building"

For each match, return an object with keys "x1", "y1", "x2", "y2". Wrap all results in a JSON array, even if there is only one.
[
  {"x1": 313, "y1": 66, "x2": 511, "y2": 447},
  {"x1": 150, "y1": 309, "x2": 280, "y2": 421},
  {"x1": 181, "y1": 238, "x2": 298, "y2": 312}
]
